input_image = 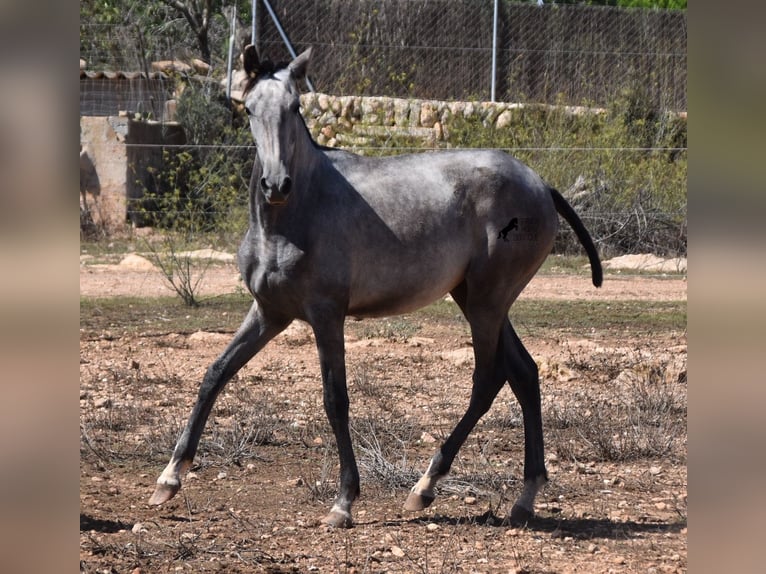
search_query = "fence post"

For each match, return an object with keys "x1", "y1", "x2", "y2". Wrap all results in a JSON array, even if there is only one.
[
  {"x1": 252, "y1": 0, "x2": 258, "y2": 50},
  {"x1": 491, "y1": 0, "x2": 498, "y2": 102},
  {"x1": 261, "y1": 0, "x2": 315, "y2": 92},
  {"x1": 226, "y1": 5, "x2": 237, "y2": 102}
]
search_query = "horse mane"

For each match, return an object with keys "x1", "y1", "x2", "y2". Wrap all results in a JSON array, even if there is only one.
[{"x1": 242, "y1": 58, "x2": 290, "y2": 96}]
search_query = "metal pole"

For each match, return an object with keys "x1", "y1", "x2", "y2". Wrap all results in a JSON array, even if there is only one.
[
  {"x1": 251, "y1": 0, "x2": 258, "y2": 49},
  {"x1": 226, "y1": 4, "x2": 237, "y2": 101},
  {"x1": 261, "y1": 0, "x2": 315, "y2": 91},
  {"x1": 491, "y1": 0, "x2": 498, "y2": 102}
]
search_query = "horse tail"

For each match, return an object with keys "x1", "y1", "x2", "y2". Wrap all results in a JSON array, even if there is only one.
[{"x1": 549, "y1": 187, "x2": 603, "y2": 288}]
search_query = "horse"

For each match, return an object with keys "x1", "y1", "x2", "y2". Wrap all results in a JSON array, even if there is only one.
[{"x1": 149, "y1": 46, "x2": 603, "y2": 529}]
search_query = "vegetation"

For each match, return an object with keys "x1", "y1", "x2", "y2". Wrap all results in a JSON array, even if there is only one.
[
  {"x1": 515, "y1": 0, "x2": 686, "y2": 8},
  {"x1": 80, "y1": 293, "x2": 685, "y2": 338},
  {"x1": 130, "y1": 82, "x2": 252, "y2": 305},
  {"x1": 362, "y1": 87, "x2": 687, "y2": 257}
]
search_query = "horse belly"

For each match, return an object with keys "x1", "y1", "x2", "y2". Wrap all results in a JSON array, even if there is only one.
[{"x1": 347, "y1": 247, "x2": 467, "y2": 318}]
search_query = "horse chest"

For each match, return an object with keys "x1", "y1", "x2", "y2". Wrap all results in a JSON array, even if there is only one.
[{"x1": 239, "y1": 236, "x2": 309, "y2": 306}]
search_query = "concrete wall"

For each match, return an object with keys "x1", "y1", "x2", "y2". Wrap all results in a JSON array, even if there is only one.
[
  {"x1": 80, "y1": 116, "x2": 185, "y2": 230},
  {"x1": 80, "y1": 116, "x2": 129, "y2": 230}
]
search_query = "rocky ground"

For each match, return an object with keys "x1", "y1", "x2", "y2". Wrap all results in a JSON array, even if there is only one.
[{"x1": 80, "y1": 257, "x2": 686, "y2": 573}]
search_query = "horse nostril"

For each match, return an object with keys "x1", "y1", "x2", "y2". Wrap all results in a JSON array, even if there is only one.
[{"x1": 280, "y1": 176, "x2": 292, "y2": 196}]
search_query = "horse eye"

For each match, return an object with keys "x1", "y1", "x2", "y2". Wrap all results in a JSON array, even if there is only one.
[{"x1": 244, "y1": 107, "x2": 252, "y2": 116}]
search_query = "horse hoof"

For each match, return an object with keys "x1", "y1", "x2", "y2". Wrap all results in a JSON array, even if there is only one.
[
  {"x1": 148, "y1": 482, "x2": 180, "y2": 505},
  {"x1": 509, "y1": 503, "x2": 533, "y2": 526},
  {"x1": 322, "y1": 510, "x2": 353, "y2": 529},
  {"x1": 403, "y1": 491, "x2": 435, "y2": 512}
]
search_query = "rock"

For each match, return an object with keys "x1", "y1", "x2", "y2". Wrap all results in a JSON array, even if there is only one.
[
  {"x1": 464, "y1": 496, "x2": 477, "y2": 505},
  {"x1": 151, "y1": 60, "x2": 193, "y2": 74},
  {"x1": 420, "y1": 432, "x2": 437, "y2": 443},
  {"x1": 391, "y1": 545, "x2": 405, "y2": 557},
  {"x1": 94, "y1": 397, "x2": 112, "y2": 409},
  {"x1": 603, "y1": 253, "x2": 687, "y2": 273},
  {"x1": 426, "y1": 522, "x2": 439, "y2": 532},
  {"x1": 420, "y1": 103, "x2": 437, "y2": 127},
  {"x1": 118, "y1": 254, "x2": 156, "y2": 271},
  {"x1": 191, "y1": 59, "x2": 210, "y2": 75},
  {"x1": 439, "y1": 348, "x2": 474, "y2": 367},
  {"x1": 132, "y1": 522, "x2": 147, "y2": 534},
  {"x1": 495, "y1": 109, "x2": 513, "y2": 130},
  {"x1": 188, "y1": 331, "x2": 230, "y2": 345},
  {"x1": 408, "y1": 337, "x2": 435, "y2": 347}
]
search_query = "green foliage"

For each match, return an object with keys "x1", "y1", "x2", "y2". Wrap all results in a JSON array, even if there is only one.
[
  {"x1": 133, "y1": 81, "x2": 253, "y2": 306},
  {"x1": 139, "y1": 81, "x2": 252, "y2": 242},
  {"x1": 360, "y1": 86, "x2": 686, "y2": 256},
  {"x1": 441, "y1": 92, "x2": 687, "y2": 256}
]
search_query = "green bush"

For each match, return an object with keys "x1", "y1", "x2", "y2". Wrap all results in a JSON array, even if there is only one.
[
  {"x1": 138, "y1": 81, "x2": 253, "y2": 245},
  {"x1": 441, "y1": 92, "x2": 687, "y2": 256}
]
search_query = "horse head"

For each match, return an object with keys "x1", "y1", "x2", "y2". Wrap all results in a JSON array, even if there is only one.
[{"x1": 243, "y1": 45, "x2": 312, "y2": 206}]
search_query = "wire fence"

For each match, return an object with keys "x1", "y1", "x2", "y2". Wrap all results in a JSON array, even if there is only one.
[
  {"x1": 80, "y1": 2, "x2": 686, "y2": 256},
  {"x1": 80, "y1": 1, "x2": 686, "y2": 111}
]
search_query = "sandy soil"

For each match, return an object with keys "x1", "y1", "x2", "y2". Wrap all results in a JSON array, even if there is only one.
[
  {"x1": 80, "y1": 261, "x2": 687, "y2": 573},
  {"x1": 80, "y1": 258, "x2": 686, "y2": 302}
]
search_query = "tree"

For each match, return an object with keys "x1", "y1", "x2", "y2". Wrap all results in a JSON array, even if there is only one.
[{"x1": 159, "y1": 0, "x2": 215, "y2": 63}]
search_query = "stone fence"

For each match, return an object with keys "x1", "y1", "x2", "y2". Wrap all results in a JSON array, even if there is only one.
[{"x1": 298, "y1": 92, "x2": 606, "y2": 148}]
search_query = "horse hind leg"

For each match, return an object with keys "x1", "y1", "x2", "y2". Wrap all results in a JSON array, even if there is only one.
[{"x1": 500, "y1": 318, "x2": 548, "y2": 525}]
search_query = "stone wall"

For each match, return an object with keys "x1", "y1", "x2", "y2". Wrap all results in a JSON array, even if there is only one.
[
  {"x1": 80, "y1": 94, "x2": 611, "y2": 230},
  {"x1": 299, "y1": 92, "x2": 605, "y2": 148}
]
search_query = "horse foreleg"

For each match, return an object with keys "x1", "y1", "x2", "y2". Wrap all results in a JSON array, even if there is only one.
[
  {"x1": 310, "y1": 311, "x2": 359, "y2": 528},
  {"x1": 149, "y1": 302, "x2": 289, "y2": 505},
  {"x1": 405, "y1": 311, "x2": 506, "y2": 513}
]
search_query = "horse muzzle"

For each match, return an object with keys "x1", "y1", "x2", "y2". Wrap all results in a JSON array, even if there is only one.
[{"x1": 260, "y1": 175, "x2": 293, "y2": 205}]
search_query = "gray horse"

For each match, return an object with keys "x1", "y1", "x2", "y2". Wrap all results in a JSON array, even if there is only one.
[{"x1": 150, "y1": 46, "x2": 602, "y2": 529}]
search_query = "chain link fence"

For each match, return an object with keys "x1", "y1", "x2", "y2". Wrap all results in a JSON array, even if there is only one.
[
  {"x1": 80, "y1": 1, "x2": 686, "y2": 256},
  {"x1": 81, "y1": 1, "x2": 686, "y2": 110}
]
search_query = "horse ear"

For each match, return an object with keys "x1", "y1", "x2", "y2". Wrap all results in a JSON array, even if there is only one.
[
  {"x1": 288, "y1": 47, "x2": 312, "y2": 81},
  {"x1": 244, "y1": 44, "x2": 260, "y2": 77}
]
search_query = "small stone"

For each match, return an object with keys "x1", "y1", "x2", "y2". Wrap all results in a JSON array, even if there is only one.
[
  {"x1": 131, "y1": 522, "x2": 146, "y2": 534},
  {"x1": 391, "y1": 545, "x2": 405, "y2": 557},
  {"x1": 186, "y1": 471, "x2": 198, "y2": 481},
  {"x1": 614, "y1": 556, "x2": 626, "y2": 565},
  {"x1": 587, "y1": 543, "x2": 598, "y2": 553},
  {"x1": 131, "y1": 568, "x2": 143, "y2": 574},
  {"x1": 464, "y1": 496, "x2": 477, "y2": 505},
  {"x1": 426, "y1": 522, "x2": 439, "y2": 532},
  {"x1": 216, "y1": 471, "x2": 227, "y2": 480},
  {"x1": 655, "y1": 502, "x2": 668, "y2": 511},
  {"x1": 420, "y1": 432, "x2": 436, "y2": 443},
  {"x1": 312, "y1": 436, "x2": 324, "y2": 446},
  {"x1": 649, "y1": 466, "x2": 662, "y2": 475},
  {"x1": 94, "y1": 397, "x2": 112, "y2": 409}
]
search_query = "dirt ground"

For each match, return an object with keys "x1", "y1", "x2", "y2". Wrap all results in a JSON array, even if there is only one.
[{"x1": 80, "y1": 262, "x2": 687, "y2": 574}]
